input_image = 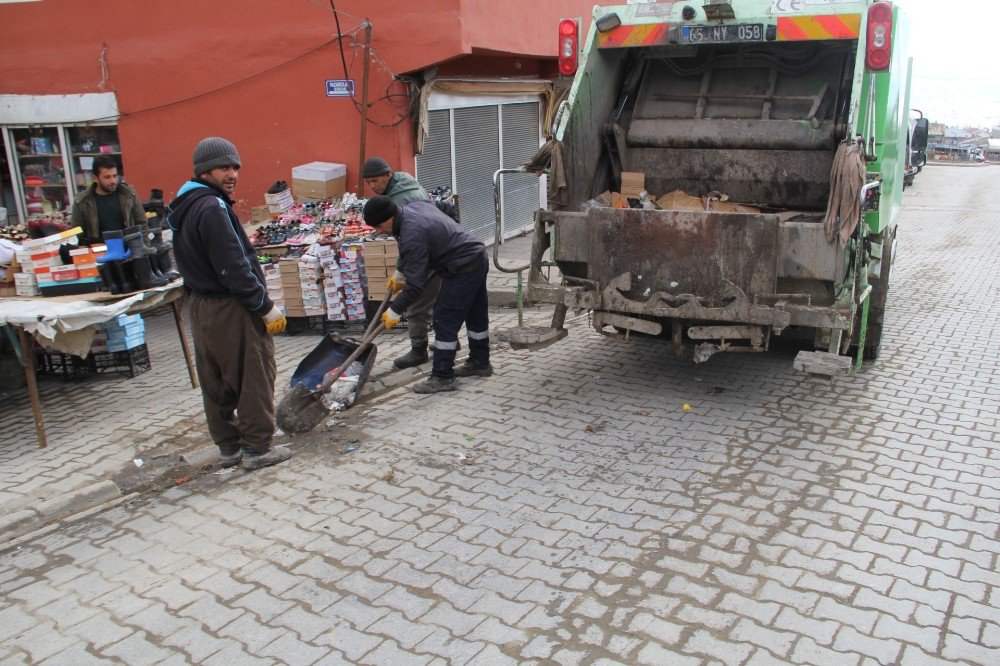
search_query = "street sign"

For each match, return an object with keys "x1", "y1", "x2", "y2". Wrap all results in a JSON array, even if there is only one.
[{"x1": 325, "y1": 79, "x2": 355, "y2": 98}]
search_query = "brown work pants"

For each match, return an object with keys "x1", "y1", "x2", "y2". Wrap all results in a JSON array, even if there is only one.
[
  {"x1": 189, "y1": 294, "x2": 276, "y2": 456},
  {"x1": 406, "y1": 272, "x2": 442, "y2": 344}
]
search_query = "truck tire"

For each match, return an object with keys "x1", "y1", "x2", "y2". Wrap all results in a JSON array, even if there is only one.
[{"x1": 854, "y1": 227, "x2": 896, "y2": 361}]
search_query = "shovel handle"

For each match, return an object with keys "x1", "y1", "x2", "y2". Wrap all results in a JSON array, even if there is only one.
[{"x1": 315, "y1": 290, "x2": 393, "y2": 393}]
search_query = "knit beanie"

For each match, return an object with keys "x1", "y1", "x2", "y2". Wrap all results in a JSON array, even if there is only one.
[
  {"x1": 362, "y1": 156, "x2": 391, "y2": 178},
  {"x1": 193, "y1": 137, "x2": 241, "y2": 177},
  {"x1": 363, "y1": 195, "x2": 398, "y2": 225}
]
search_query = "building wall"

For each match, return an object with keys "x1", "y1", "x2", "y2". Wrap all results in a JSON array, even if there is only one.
[{"x1": 1, "y1": 0, "x2": 609, "y2": 215}]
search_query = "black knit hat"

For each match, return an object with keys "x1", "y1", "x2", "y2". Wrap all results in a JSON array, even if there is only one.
[
  {"x1": 362, "y1": 156, "x2": 391, "y2": 178},
  {"x1": 363, "y1": 195, "x2": 398, "y2": 226},
  {"x1": 193, "y1": 137, "x2": 241, "y2": 177}
]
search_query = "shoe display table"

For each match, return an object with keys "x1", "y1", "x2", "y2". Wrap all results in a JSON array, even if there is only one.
[{"x1": 0, "y1": 281, "x2": 196, "y2": 448}]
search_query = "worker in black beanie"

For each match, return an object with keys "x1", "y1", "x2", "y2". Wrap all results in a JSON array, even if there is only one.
[{"x1": 363, "y1": 195, "x2": 492, "y2": 393}]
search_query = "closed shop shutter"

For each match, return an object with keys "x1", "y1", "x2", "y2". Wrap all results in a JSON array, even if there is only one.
[
  {"x1": 453, "y1": 105, "x2": 500, "y2": 243},
  {"x1": 415, "y1": 109, "x2": 453, "y2": 193},
  {"x1": 500, "y1": 102, "x2": 541, "y2": 239},
  {"x1": 416, "y1": 99, "x2": 541, "y2": 245}
]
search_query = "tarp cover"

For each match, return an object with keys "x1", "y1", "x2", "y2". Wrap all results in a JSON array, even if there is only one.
[{"x1": 0, "y1": 283, "x2": 183, "y2": 356}]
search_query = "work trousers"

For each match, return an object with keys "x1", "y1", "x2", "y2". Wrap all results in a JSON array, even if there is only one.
[
  {"x1": 406, "y1": 271, "x2": 442, "y2": 344},
  {"x1": 431, "y1": 253, "x2": 490, "y2": 378},
  {"x1": 189, "y1": 294, "x2": 276, "y2": 455}
]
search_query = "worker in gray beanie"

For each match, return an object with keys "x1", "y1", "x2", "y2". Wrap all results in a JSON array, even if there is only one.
[
  {"x1": 165, "y1": 136, "x2": 291, "y2": 471},
  {"x1": 193, "y1": 137, "x2": 242, "y2": 177}
]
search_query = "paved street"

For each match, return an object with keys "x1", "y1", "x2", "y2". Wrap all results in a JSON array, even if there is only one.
[{"x1": 1, "y1": 164, "x2": 998, "y2": 664}]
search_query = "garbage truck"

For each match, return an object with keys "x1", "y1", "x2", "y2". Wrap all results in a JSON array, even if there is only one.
[{"x1": 502, "y1": 0, "x2": 912, "y2": 375}]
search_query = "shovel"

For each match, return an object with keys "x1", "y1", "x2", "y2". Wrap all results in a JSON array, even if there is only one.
[{"x1": 275, "y1": 291, "x2": 392, "y2": 435}]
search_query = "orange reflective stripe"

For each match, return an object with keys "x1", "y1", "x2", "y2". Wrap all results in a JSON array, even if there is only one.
[
  {"x1": 597, "y1": 24, "x2": 670, "y2": 48},
  {"x1": 777, "y1": 14, "x2": 860, "y2": 41}
]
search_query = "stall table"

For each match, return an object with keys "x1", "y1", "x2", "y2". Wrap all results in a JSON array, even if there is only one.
[{"x1": 0, "y1": 282, "x2": 197, "y2": 448}]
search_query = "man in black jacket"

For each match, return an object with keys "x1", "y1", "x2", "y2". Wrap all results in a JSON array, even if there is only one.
[
  {"x1": 363, "y1": 195, "x2": 492, "y2": 394},
  {"x1": 166, "y1": 137, "x2": 291, "y2": 471}
]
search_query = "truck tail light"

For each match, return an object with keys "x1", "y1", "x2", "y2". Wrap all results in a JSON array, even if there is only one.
[
  {"x1": 559, "y1": 18, "x2": 579, "y2": 77},
  {"x1": 866, "y1": 2, "x2": 893, "y2": 71}
]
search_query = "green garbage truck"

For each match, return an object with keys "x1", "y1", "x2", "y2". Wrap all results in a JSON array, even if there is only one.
[{"x1": 505, "y1": 0, "x2": 913, "y2": 375}]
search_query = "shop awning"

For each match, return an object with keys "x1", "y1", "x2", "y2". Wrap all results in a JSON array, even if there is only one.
[{"x1": 0, "y1": 93, "x2": 119, "y2": 125}]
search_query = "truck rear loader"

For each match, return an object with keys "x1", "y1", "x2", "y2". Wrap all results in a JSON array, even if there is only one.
[{"x1": 504, "y1": 0, "x2": 913, "y2": 376}]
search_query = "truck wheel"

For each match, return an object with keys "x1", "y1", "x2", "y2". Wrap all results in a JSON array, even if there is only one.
[{"x1": 853, "y1": 227, "x2": 895, "y2": 361}]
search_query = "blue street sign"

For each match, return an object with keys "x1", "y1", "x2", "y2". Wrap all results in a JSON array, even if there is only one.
[{"x1": 325, "y1": 79, "x2": 355, "y2": 98}]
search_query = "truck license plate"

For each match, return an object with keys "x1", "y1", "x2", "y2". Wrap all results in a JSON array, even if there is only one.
[{"x1": 682, "y1": 24, "x2": 764, "y2": 44}]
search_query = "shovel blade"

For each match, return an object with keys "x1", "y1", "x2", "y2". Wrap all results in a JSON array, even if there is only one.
[{"x1": 275, "y1": 383, "x2": 330, "y2": 435}]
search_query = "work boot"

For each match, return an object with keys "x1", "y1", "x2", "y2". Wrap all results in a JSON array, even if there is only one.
[
  {"x1": 413, "y1": 375, "x2": 456, "y2": 394},
  {"x1": 242, "y1": 445, "x2": 292, "y2": 471},
  {"x1": 453, "y1": 359, "x2": 494, "y2": 378},
  {"x1": 393, "y1": 341, "x2": 429, "y2": 369},
  {"x1": 219, "y1": 451, "x2": 242, "y2": 468}
]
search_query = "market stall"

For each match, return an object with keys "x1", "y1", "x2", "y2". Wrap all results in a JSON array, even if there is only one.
[{"x1": 0, "y1": 281, "x2": 195, "y2": 449}]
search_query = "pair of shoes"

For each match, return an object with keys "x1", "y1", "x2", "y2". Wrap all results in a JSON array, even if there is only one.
[
  {"x1": 453, "y1": 360, "x2": 493, "y2": 378},
  {"x1": 219, "y1": 451, "x2": 242, "y2": 468},
  {"x1": 413, "y1": 375, "x2": 456, "y2": 394},
  {"x1": 242, "y1": 445, "x2": 292, "y2": 471}
]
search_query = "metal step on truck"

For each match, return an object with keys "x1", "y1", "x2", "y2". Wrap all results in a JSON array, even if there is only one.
[{"x1": 497, "y1": 0, "x2": 913, "y2": 377}]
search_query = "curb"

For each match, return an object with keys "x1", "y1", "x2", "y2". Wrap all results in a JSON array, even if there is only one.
[
  {"x1": 1, "y1": 290, "x2": 537, "y2": 546},
  {"x1": 1, "y1": 480, "x2": 123, "y2": 546}
]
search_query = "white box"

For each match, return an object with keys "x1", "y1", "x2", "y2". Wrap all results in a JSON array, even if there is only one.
[{"x1": 291, "y1": 162, "x2": 347, "y2": 181}]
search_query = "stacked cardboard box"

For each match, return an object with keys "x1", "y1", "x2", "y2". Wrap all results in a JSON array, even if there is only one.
[
  {"x1": 280, "y1": 255, "x2": 325, "y2": 318},
  {"x1": 19, "y1": 227, "x2": 105, "y2": 296},
  {"x1": 338, "y1": 241, "x2": 366, "y2": 321},
  {"x1": 265, "y1": 186, "x2": 294, "y2": 215},
  {"x1": 363, "y1": 239, "x2": 399, "y2": 302},
  {"x1": 263, "y1": 264, "x2": 284, "y2": 313},
  {"x1": 94, "y1": 314, "x2": 145, "y2": 352},
  {"x1": 315, "y1": 245, "x2": 345, "y2": 321}
]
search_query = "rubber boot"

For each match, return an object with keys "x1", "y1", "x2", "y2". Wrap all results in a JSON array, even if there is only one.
[
  {"x1": 97, "y1": 231, "x2": 132, "y2": 263},
  {"x1": 142, "y1": 188, "x2": 164, "y2": 215},
  {"x1": 112, "y1": 260, "x2": 137, "y2": 293},
  {"x1": 393, "y1": 340, "x2": 429, "y2": 369},
  {"x1": 124, "y1": 226, "x2": 168, "y2": 284},
  {"x1": 97, "y1": 263, "x2": 121, "y2": 294},
  {"x1": 147, "y1": 218, "x2": 180, "y2": 280}
]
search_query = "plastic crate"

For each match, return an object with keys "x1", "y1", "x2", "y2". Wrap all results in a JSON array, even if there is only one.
[
  {"x1": 90, "y1": 344, "x2": 151, "y2": 378},
  {"x1": 35, "y1": 350, "x2": 92, "y2": 381},
  {"x1": 285, "y1": 315, "x2": 368, "y2": 336}
]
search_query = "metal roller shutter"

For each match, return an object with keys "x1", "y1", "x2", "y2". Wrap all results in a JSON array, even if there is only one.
[
  {"x1": 415, "y1": 109, "x2": 453, "y2": 193},
  {"x1": 453, "y1": 105, "x2": 500, "y2": 243},
  {"x1": 500, "y1": 102, "x2": 541, "y2": 239}
]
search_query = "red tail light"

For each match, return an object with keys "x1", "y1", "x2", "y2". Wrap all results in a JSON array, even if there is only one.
[
  {"x1": 558, "y1": 18, "x2": 579, "y2": 77},
  {"x1": 866, "y1": 2, "x2": 893, "y2": 71}
]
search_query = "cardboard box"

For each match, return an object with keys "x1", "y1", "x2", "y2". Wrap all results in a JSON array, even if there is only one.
[
  {"x1": 620, "y1": 172, "x2": 646, "y2": 198},
  {"x1": 252, "y1": 205, "x2": 272, "y2": 223},
  {"x1": 291, "y1": 162, "x2": 347, "y2": 201}
]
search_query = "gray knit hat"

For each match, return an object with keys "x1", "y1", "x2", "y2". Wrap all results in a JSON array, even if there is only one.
[
  {"x1": 362, "y1": 156, "x2": 391, "y2": 178},
  {"x1": 193, "y1": 137, "x2": 241, "y2": 177}
]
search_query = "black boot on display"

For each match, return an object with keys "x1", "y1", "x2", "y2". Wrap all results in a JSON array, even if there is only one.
[
  {"x1": 147, "y1": 218, "x2": 181, "y2": 281},
  {"x1": 142, "y1": 188, "x2": 165, "y2": 215},
  {"x1": 393, "y1": 340, "x2": 429, "y2": 369},
  {"x1": 97, "y1": 263, "x2": 121, "y2": 294},
  {"x1": 112, "y1": 260, "x2": 137, "y2": 293},
  {"x1": 124, "y1": 226, "x2": 168, "y2": 285}
]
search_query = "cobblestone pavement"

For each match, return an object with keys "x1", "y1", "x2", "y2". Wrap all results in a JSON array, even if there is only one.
[{"x1": 1, "y1": 165, "x2": 998, "y2": 664}]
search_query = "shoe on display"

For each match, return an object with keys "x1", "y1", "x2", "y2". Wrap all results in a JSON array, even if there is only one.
[
  {"x1": 413, "y1": 375, "x2": 456, "y2": 394},
  {"x1": 242, "y1": 445, "x2": 292, "y2": 471},
  {"x1": 453, "y1": 360, "x2": 493, "y2": 378}
]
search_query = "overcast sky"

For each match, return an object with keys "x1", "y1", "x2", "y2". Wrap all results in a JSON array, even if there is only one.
[{"x1": 898, "y1": 0, "x2": 1000, "y2": 128}]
